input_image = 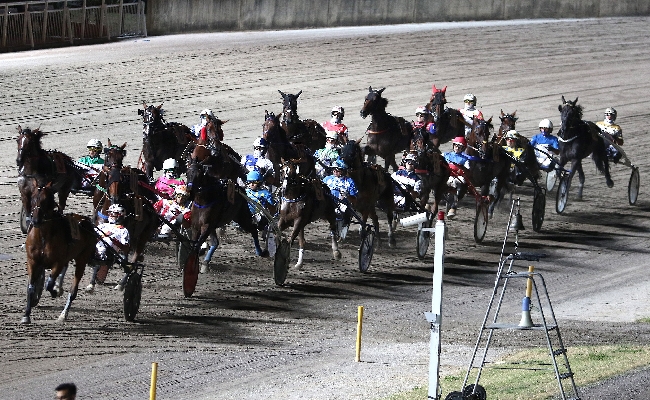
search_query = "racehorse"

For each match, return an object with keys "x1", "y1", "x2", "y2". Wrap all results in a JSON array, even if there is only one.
[
  {"x1": 409, "y1": 136, "x2": 451, "y2": 217},
  {"x1": 262, "y1": 111, "x2": 316, "y2": 182},
  {"x1": 16, "y1": 126, "x2": 84, "y2": 221},
  {"x1": 189, "y1": 119, "x2": 246, "y2": 182},
  {"x1": 22, "y1": 183, "x2": 97, "y2": 324},
  {"x1": 557, "y1": 96, "x2": 613, "y2": 198},
  {"x1": 339, "y1": 141, "x2": 397, "y2": 246},
  {"x1": 426, "y1": 85, "x2": 467, "y2": 145},
  {"x1": 359, "y1": 87, "x2": 413, "y2": 172},
  {"x1": 277, "y1": 159, "x2": 341, "y2": 269},
  {"x1": 186, "y1": 158, "x2": 266, "y2": 257},
  {"x1": 138, "y1": 103, "x2": 193, "y2": 181},
  {"x1": 278, "y1": 90, "x2": 327, "y2": 151},
  {"x1": 465, "y1": 117, "x2": 511, "y2": 217},
  {"x1": 498, "y1": 109, "x2": 518, "y2": 140}
]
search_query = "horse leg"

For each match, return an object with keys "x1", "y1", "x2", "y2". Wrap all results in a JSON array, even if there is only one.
[
  {"x1": 53, "y1": 265, "x2": 67, "y2": 297},
  {"x1": 58, "y1": 260, "x2": 85, "y2": 322},
  {"x1": 294, "y1": 227, "x2": 305, "y2": 270},
  {"x1": 45, "y1": 264, "x2": 62, "y2": 298},
  {"x1": 327, "y1": 214, "x2": 342, "y2": 261},
  {"x1": 363, "y1": 145, "x2": 377, "y2": 165},
  {"x1": 22, "y1": 265, "x2": 40, "y2": 324}
]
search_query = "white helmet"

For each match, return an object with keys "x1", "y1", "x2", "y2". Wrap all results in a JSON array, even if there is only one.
[
  {"x1": 463, "y1": 93, "x2": 477, "y2": 103},
  {"x1": 538, "y1": 119, "x2": 553, "y2": 132},
  {"x1": 604, "y1": 107, "x2": 617, "y2": 120},
  {"x1": 415, "y1": 106, "x2": 429, "y2": 116},
  {"x1": 200, "y1": 109, "x2": 214, "y2": 119},
  {"x1": 253, "y1": 137, "x2": 268, "y2": 148},
  {"x1": 331, "y1": 106, "x2": 344, "y2": 117},
  {"x1": 87, "y1": 139, "x2": 102, "y2": 149},
  {"x1": 325, "y1": 131, "x2": 338, "y2": 141},
  {"x1": 504, "y1": 130, "x2": 519, "y2": 140},
  {"x1": 107, "y1": 204, "x2": 125, "y2": 216},
  {"x1": 403, "y1": 153, "x2": 416, "y2": 163},
  {"x1": 162, "y1": 158, "x2": 178, "y2": 170}
]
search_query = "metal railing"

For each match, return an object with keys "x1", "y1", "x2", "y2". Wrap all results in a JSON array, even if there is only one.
[{"x1": 1, "y1": 0, "x2": 146, "y2": 50}]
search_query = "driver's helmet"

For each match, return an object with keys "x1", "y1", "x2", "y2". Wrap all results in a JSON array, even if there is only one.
[
  {"x1": 415, "y1": 106, "x2": 429, "y2": 116},
  {"x1": 325, "y1": 131, "x2": 338, "y2": 141},
  {"x1": 200, "y1": 109, "x2": 214, "y2": 120},
  {"x1": 463, "y1": 93, "x2": 477, "y2": 104},
  {"x1": 87, "y1": 139, "x2": 102, "y2": 150},
  {"x1": 246, "y1": 170, "x2": 262, "y2": 183},
  {"x1": 333, "y1": 159, "x2": 348, "y2": 171},
  {"x1": 162, "y1": 158, "x2": 178, "y2": 171},
  {"x1": 403, "y1": 153, "x2": 417, "y2": 164},
  {"x1": 107, "y1": 204, "x2": 125, "y2": 223},
  {"x1": 504, "y1": 130, "x2": 519, "y2": 140},
  {"x1": 331, "y1": 106, "x2": 345, "y2": 118},
  {"x1": 538, "y1": 119, "x2": 553, "y2": 132},
  {"x1": 604, "y1": 107, "x2": 617, "y2": 121},
  {"x1": 452, "y1": 136, "x2": 467, "y2": 147},
  {"x1": 175, "y1": 185, "x2": 189, "y2": 198},
  {"x1": 253, "y1": 137, "x2": 268, "y2": 148}
]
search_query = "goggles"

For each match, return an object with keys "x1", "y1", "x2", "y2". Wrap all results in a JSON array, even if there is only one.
[
  {"x1": 464, "y1": 99, "x2": 474, "y2": 103},
  {"x1": 326, "y1": 138, "x2": 337, "y2": 142},
  {"x1": 254, "y1": 146, "x2": 265, "y2": 150},
  {"x1": 247, "y1": 180, "x2": 261, "y2": 184},
  {"x1": 88, "y1": 147, "x2": 101, "y2": 152},
  {"x1": 415, "y1": 113, "x2": 426, "y2": 117},
  {"x1": 453, "y1": 142, "x2": 464, "y2": 147},
  {"x1": 331, "y1": 111, "x2": 340, "y2": 116}
]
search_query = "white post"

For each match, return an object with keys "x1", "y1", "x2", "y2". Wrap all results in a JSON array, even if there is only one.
[{"x1": 425, "y1": 211, "x2": 446, "y2": 399}]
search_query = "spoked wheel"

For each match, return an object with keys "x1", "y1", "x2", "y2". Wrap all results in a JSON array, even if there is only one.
[
  {"x1": 532, "y1": 188, "x2": 546, "y2": 232},
  {"x1": 123, "y1": 270, "x2": 142, "y2": 322},
  {"x1": 474, "y1": 203, "x2": 489, "y2": 243},
  {"x1": 358, "y1": 225, "x2": 376, "y2": 273},
  {"x1": 416, "y1": 212, "x2": 433, "y2": 259},
  {"x1": 463, "y1": 384, "x2": 487, "y2": 400},
  {"x1": 555, "y1": 175, "x2": 569, "y2": 214},
  {"x1": 182, "y1": 250, "x2": 199, "y2": 298},
  {"x1": 444, "y1": 392, "x2": 464, "y2": 400},
  {"x1": 546, "y1": 169, "x2": 557, "y2": 191},
  {"x1": 628, "y1": 167, "x2": 640, "y2": 205},
  {"x1": 30, "y1": 269, "x2": 46, "y2": 307},
  {"x1": 273, "y1": 238, "x2": 291, "y2": 286},
  {"x1": 19, "y1": 206, "x2": 29, "y2": 234}
]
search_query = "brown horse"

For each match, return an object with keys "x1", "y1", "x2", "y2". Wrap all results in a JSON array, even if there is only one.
[
  {"x1": 22, "y1": 183, "x2": 97, "y2": 324},
  {"x1": 495, "y1": 112, "x2": 543, "y2": 189},
  {"x1": 557, "y1": 96, "x2": 613, "y2": 199},
  {"x1": 426, "y1": 85, "x2": 467, "y2": 145},
  {"x1": 359, "y1": 87, "x2": 413, "y2": 172},
  {"x1": 16, "y1": 126, "x2": 84, "y2": 222},
  {"x1": 189, "y1": 119, "x2": 246, "y2": 182},
  {"x1": 138, "y1": 103, "x2": 193, "y2": 181},
  {"x1": 262, "y1": 111, "x2": 316, "y2": 183},
  {"x1": 278, "y1": 90, "x2": 327, "y2": 151},
  {"x1": 277, "y1": 159, "x2": 341, "y2": 269},
  {"x1": 408, "y1": 137, "x2": 451, "y2": 217},
  {"x1": 497, "y1": 109, "x2": 518, "y2": 140},
  {"x1": 339, "y1": 140, "x2": 397, "y2": 247}
]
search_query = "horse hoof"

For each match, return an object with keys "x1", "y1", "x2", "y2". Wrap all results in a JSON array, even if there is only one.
[
  {"x1": 388, "y1": 237, "x2": 396, "y2": 248},
  {"x1": 294, "y1": 262, "x2": 304, "y2": 270},
  {"x1": 607, "y1": 180, "x2": 614, "y2": 188},
  {"x1": 85, "y1": 284, "x2": 95, "y2": 294},
  {"x1": 260, "y1": 250, "x2": 270, "y2": 258},
  {"x1": 57, "y1": 312, "x2": 68, "y2": 322},
  {"x1": 333, "y1": 250, "x2": 342, "y2": 260},
  {"x1": 200, "y1": 261, "x2": 209, "y2": 274},
  {"x1": 21, "y1": 316, "x2": 31, "y2": 324}
]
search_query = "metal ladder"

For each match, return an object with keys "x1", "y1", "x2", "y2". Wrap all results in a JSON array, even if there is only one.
[{"x1": 457, "y1": 200, "x2": 580, "y2": 400}]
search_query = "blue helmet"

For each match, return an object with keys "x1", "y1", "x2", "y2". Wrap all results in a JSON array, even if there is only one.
[
  {"x1": 247, "y1": 170, "x2": 262, "y2": 182},
  {"x1": 334, "y1": 159, "x2": 348, "y2": 170}
]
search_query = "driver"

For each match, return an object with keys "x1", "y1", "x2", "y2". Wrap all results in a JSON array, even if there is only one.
[
  {"x1": 458, "y1": 94, "x2": 484, "y2": 136},
  {"x1": 596, "y1": 107, "x2": 624, "y2": 163},
  {"x1": 191, "y1": 109, "x2": 217, "y2": 139},
  {"x1": 153, "y1": 185, "x2": 192, "y2": 239},
  {"x1": 502, "y1": 130, "x2": 527, "y2": 185},
  {"x1": 323, "y1": 159, "x2": 358, "y2": 226},
  {"x1": 77, "y1": 139, "x2": 105, "y2": 192},
  {"x1": 314, "y1": 131, "x2": 341, "y2": 178},
  {"x1": 155, "y1": 158, "x2": 186, "y2": 199},
  {"x1": 529, "y1": 119, "x2": 559, "y2": 171},
  {"x1": 391, "y1": 153, "x2": 422, "y2": 209},
  {"x1": 322, "y1": 106, "x2": 349, "y2": 145},
  {"x1": 443, "y1": 136, "x2": 473, "y2": 218},
  {"x1": 241, "y1": 137, "x2": 275, "y2": 185}
]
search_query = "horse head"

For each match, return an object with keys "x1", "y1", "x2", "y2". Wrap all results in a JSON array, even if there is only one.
[
  {"x1": 104, "y1": 140, "x2": 127, "y2": 169},
  {"x1": 262, "y1": 110, "x2": 287, "y2": 143},
  {"x1": 427, "y1": 85, "x2": 447, "y2": 120},
  {"x1": 140, "y1": 103, "x2": 165, "y2": 134},
  {"x1": 30, "y1": 182, "x2": 56, "y2": 226},
  {"x1": 467, "y1": 117, "x2": 494, "y2": 156},
  {"x1": 16, "y1": 126, "x2": 45, "y2": 169},
  {"x1": 278, "y1": 90, "x2": 302, "y2": 124},
  {"x1": 498, "y1": 110, "x2": 518, "y2": 139},
  {"x1": 360, "y1": 86, "x2": 387, "y2": 119},
  {"x1": 558, "y1": 96, "x2": 583, "y2": 138},
  {"x1": 340, "y1": 141, "x2": 363, "y2": 169}
]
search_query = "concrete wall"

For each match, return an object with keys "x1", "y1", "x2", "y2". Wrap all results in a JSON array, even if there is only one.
[{"x1": 147, "y1": 0, "x2": 650, "y2": 35}]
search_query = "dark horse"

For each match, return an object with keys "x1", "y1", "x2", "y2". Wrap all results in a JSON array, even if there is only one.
[
  {"x1": 496, "y1": 112, "x2": 542, "y2": 188},
  {"x1": 426, "y1": 85, "x2": 467, "y2": 145},
  {"x1": 465, "y1": 117, "x2": 511, "y2": 217},
  {"x1": 138, "y1": 103, "x2": 193, "y2": 181},
  {"x1": 409, "y1": 134, "x2": 451, "y2": 217},
  {"x1": 16, "y1": 126, "x2": 84, "y2": 221},
  {"x1": 262, "y1": 110, "x2": 316, "y2": 183},
  {"x1": 339, "y1": 140, "x2": 396, "y2": 247},
  {"x1": 189, "y1": 118, "x2": 246, "y2": 182},
  {"x1": 498, "y1": 109, "x2": 518, "y2": 140},
  {"x1": 557, "y1": 96, "x2": 613, "y2": 199},
  {"x1": 278, "y1": 90, "x2": 327, "y2": 151},
  {"x1": 22, "y1": 182, "x2": 97, "y2": 324},
  {"x1": 186, "y1": 158, "x2": 266, "y2": 257},
  {"x1": 360, "y1": 87, "x2": 413, "y2": 172},
  {"x1": 277, "y1": 159, "x2": 341, "y2": 269}
]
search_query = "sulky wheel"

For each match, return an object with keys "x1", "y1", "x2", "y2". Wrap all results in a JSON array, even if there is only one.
[
  {"x1": 444, "y1": 391, "x2": 464, "y2": 400},
  {"x1": 19, "y1": 205, "x2": 29, "y2": 234},
  {"x1": 182, "y1": 250, "x2": 199, "y2": 297},
  {"x1": 628, "y1": 167, "x2": 640, "y2": 205},
  {"x1": 123, "y1": 271, "x2": 142, "y2": 322},
  {"x1": 463, "y1": 384, "x2": 487, "y2": 400},
  {"x1": 416, "y1": 212, "x2": 433, "y2": 259},
  {"x1": 30, "y1": 269, "x2": 46, "y2": 308},
  {"x1": 545, "y1": 169, "x2": 557, "y2": 192},
  {"x1": 555, "y1": 175, "x2": 569, "y2": 214},
  {"x1": 358, "y1": 225, "x2": 376, "y2": 273},
  {"x1": 532, "y1": 187, "x2": 546, "y2": 232},
  {"x1": 474, "y1": 203, "x2": 489, "y2": 243},
  {"x1": 273, "y1": 238, "x2": 291, "y2": 286}
]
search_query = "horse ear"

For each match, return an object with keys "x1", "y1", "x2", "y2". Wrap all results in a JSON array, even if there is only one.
[
  {"x1": 296, "y1": 90, "x2": 302, "y2": 98},
  {"x1": 573, "y1": 97, "x2": 579, "y2": 105},
  {"x1": 500, "y1": 109, "x2": 505, "y2": 117},
  {"x1": 432, "y1": 84, "x2": 437, "y2": 94},
  {"x1": 121, "y1": 142, "x2": 127, "y2": 150},
  {"x1": 17, "y1": 125, "x2": 22, "y2": 133},
  {"x1": 378, "y1": 87, "x2": 385, "y2": 95},
  {"x1": 368, "y1": 86, "x2": 373, "y2": 92},
  {"x1": 487, "y1": 117, "x2": 493, "y2": 124},
  {"x1": 442, "y1": 86, "x2": 447, "y2": 93},
  {"x1": 107, "y1": 138, "x2": 112, "y2": 148},
  {"x1": 558, "y1": 105, "x2": 563, "y2": 112},
  {"x1": 561, "y1": 95, "x2": 566, "y2": 104},
  {"x1": 278, "y1": 90, "x2": 286, "y2": 98},
  {"x1": 157, "y1": 103, "x2": 163, "y2": 109},
  {"x1": 142, "y1": 101, "x2": 147, "y2": 108}
]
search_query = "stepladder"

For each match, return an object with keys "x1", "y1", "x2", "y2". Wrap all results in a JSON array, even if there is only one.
[{"x1": 446, "y1": 251, "x2": 581, "y2": 400}]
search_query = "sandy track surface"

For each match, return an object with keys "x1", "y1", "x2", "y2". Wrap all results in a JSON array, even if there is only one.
[{"x1": 1, "y1": 17, "x2": 650, "y2": 399}]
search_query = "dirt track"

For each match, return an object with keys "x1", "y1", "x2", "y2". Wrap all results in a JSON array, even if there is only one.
[{"x1": 1, "y1": 17, "x2": 650, "y2": 400}]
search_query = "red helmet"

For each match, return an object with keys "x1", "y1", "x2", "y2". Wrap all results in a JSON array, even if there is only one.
[{"x1": 452, "y1": 136, "x2": 467, "y2": 147}]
